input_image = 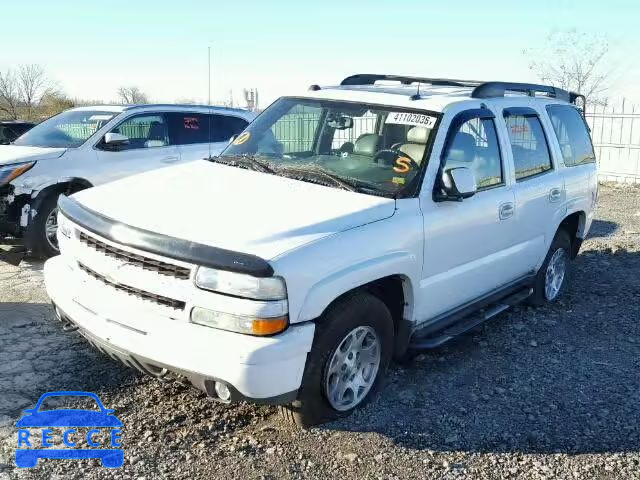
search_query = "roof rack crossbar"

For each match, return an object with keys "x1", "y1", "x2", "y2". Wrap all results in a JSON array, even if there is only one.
[{"x1": 340, "y1": 74, "x2": 484, "y2": 88}]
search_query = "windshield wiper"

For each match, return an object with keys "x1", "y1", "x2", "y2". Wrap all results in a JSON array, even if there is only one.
[
  {"x1": 275, "y1": 165, "x2": 359, "y2": 192},
  {"x1": 210, "y1": 154, "x2": 276, "y2": 174}
]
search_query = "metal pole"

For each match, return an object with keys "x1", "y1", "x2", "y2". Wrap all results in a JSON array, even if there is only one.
[{"x1": 208, "y1": 46, "x2": 211, "y2": 106}]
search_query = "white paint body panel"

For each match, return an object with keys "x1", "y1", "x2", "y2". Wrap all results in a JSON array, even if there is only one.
[{"x1": 43, "y1": 86, "x2": 597, "y2": 401}]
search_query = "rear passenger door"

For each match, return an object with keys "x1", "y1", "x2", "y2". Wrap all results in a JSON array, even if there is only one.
[
  {"x1": 167, "y1": 112, "x2": 211, "y2": 163},
  {"x1": 501, "y1": 107, "x2": 566, "y2": 271}
]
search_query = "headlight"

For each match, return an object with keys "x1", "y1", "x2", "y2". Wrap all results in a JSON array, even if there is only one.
[
  {"x1": 0, "y1": 161, "x2": 36, "y2": 185},
  {"x1": 195, "y1": 267, "x2": 287, "y2": 300},
  {"x1": 191, "y1": 307, "x2": 288, "y2": 336}
]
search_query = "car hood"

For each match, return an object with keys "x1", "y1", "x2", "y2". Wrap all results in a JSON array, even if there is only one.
[
  {"x1": 73, "y1": 160, "x2": 396, "y2": 260},
  {"x1": 16, "y1": 410, "x2": 122, "y2": 428},
  {"x1": 0, "y1": 145, "x2": 67, "y2": 166}
]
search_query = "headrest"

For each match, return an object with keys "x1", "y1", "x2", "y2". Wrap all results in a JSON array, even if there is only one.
[
  {"x1": 446, "y1": 132, "x2": 477, "y2": 163},
  {"x1": 353, "y1": 133, "x2": 380, "y2": 155},
  {"x1": 406, "y1": 126, "x2": 431, "y2": 144}
]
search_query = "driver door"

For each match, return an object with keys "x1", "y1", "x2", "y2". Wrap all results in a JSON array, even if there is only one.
[
  {"x1": 417, "y1": 109, "x2": 525, "y2": 323},
  {"x1": 93, "y1": 113, "x2": 181, "y2": 186}
]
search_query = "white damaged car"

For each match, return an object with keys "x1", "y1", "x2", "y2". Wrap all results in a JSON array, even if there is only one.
[{"x1": 0, "y1": 105, "x2": 254, "y2": 258}]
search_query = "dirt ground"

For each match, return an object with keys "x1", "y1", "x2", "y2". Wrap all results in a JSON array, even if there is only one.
[{"x1": 1, "y1": 183, "x2": 639, "y2": 479}]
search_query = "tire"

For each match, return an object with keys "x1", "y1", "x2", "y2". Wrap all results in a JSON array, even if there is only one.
[
  {"x1": 278, "y1": 291, "x2": 394, "y2": 427},
  {"x1": 24, "y1": 193, "x2": 60, "y2": 259},
  {"x1": 529, "y1": 229, "x2": 572, "y2": 306}
]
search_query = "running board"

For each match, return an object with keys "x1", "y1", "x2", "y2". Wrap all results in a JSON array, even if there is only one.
[{"x1": 409, "y1": 287, "x2": 533, "y2": 350}]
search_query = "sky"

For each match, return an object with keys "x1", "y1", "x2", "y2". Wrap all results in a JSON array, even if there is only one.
[{"x1": 2, "y1": 0, "x2": 639, "y2": 108}]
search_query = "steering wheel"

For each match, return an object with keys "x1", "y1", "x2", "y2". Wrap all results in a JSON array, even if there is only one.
[{"x1": 373, "y1": 148, "x2": 420, "y2": 171}]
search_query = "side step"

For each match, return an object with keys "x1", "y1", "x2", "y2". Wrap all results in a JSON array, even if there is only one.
[{"x1": 409, "y1": 287, "x2": 533, "y2": 350}]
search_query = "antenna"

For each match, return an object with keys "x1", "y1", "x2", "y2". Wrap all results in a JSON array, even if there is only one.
[{"x1": 410, "y1": 81, "x2": 422, "y2": 101}]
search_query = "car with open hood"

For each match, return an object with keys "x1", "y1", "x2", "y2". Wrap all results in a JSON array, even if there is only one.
[{"x1": 44, "y1": 74, "x2": 598, "y2": 426}]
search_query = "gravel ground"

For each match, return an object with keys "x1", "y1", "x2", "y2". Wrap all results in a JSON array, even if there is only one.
[{"x1": 0, "y1": 183, "x2": 639, "y2": 480}]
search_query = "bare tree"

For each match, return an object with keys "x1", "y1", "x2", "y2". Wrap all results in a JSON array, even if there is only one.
[
  {"x1": 117, "y1": 86, "x2": 149, "y2": 104},
  {"x1": 525, "y1": 29, "x2": 610, "y2": 106},
  {"x1": 0, "y1": 70, "x2": 21, "y2": 119},
  {"x1": 18, "y1": 64, "x2": 53, "y2": 119},
  {"x1": 40, "y1": 91, "x2": 75, "y2": 118}
]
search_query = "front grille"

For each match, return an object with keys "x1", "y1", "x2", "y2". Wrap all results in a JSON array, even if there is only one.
[
  {"x1": 78, "y1": 263, "x2": 186, "y2": 310},
  {"x1": 78, "y1": 231, "x2": 191, "y2": 280}
]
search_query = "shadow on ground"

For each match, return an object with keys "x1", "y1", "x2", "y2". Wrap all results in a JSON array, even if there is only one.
[{"x1": 322, "y1": 247, "x2": 640, "y2": 455}]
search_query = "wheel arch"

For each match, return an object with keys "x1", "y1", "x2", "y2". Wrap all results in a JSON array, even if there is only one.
[
  {"x1": 302, "y1": 272, "x2": 415, "y2": 358},
  {"x1": 30, "y1": 178, "x2": 93, "y2": 211},
  {"x1": 556, "y1": 210, "x2": 586, "y2": 259}
]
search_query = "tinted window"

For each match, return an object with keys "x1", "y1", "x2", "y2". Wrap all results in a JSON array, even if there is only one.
[
  {"x1": 546, "y1": 105, "x2": 596, "y2": 166},
  {"x1": 504, "y1": 114, "x2": 552, "y2": 180},
  {"x1": 443, "y1": 117, "x2": 503, "y2": 189},
  {"x1": 109, "y1": 114, "x2": 169, "y2": 150},
  {"x1": 168, "y1": 113, "x2": 209, "y2": 145},
  {"x1": 210, "y1": 115, "x2": 249, "y2": 142}
]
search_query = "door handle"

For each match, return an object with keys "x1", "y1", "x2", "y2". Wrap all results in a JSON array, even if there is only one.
[
  {"x1": 161, "y1": 156, "x2": 179, "y2": 163},
  {"x1": 499, "y1": 202, "x2": 514, "y2": 220},
  {"x1": 549, "y1": 187, "x2": 562, "y2": 203}
]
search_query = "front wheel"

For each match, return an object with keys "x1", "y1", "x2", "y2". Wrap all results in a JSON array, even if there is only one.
[
  {"x1": 529, "y1": 229, "x2": 572, "y2": 306},
  {"x1": 24, "y1": 193, "x2": 60, "y2": 259},
  {"x1": 279, "y1": 291, "x2": 394, "y2": 427}
]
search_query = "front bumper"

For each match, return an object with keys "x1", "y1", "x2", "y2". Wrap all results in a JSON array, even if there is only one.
[{"x1": 44, "y1": 256, "x2": 315, "y2": 404}]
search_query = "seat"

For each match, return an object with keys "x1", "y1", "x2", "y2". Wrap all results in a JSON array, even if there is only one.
[
  {"x1": 353, "y1": 133, "x2": 380, "y2": 156},
  {"x1": 398, "y1": 126, "x2": 431, "y2": 164},
  {"x1": 145, "y1": 121, "x2": 168, "y2": 148}
]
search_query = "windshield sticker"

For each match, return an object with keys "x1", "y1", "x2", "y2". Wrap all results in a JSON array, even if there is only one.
[
  {"x1": 393, "y1": 157, "x2": 412, "y2": 174},
  {"x1": 392, "y1": 177, "x2": 406, "y2": 185},
  {"x1": 184, "y1": 117, "x2": 199, "y2": 130},
  {"x1": 233, "y1": 132, "x2": 251, "y2": 145},
  {"x1": 385, "y1": 112, "x2": 437, "y2": 128},
  {"x1": 88, "y1": 115, "x2": 114, "y2": 121}
]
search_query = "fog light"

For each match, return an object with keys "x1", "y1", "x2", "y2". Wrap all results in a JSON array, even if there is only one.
[{"x1": 214, "y1": 381, "x2": 231, "y2": 402}]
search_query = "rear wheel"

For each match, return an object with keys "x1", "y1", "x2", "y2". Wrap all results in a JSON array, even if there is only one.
[
  {"x1": 529, "y1": 229, "x2": 572, "y2": 306},
  {"x1": 278, "y1": 291, "x2": 393, "y2": 427}
]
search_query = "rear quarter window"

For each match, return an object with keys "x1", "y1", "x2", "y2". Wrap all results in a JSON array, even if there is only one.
[{"x1": 546, "y1": 105, "x2": 596, "y2": 167}]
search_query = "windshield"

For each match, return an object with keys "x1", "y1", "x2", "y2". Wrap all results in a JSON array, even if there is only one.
[
  {"x1": 13, "y1": 110, "x2": 118, "y2": 148},
  {"x1": 221, "y1": 98, "x2": 439, "y2": 197}
]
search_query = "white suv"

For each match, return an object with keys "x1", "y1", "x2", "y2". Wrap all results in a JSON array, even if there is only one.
[
  {"x1": 0, "y1": 104, "x2": 255, "y2": 258},
  {"x1": 43, "y1": 75, "x2": 598, "y2": 426}
]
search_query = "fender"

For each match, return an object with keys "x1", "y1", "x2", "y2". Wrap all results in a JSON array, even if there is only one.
[
  {"x1": 29, "y1": 177, "x2": 93, "y2": 200},
  {"x1": 296, "y1": 251, "x2": 417, "y2": 323}
]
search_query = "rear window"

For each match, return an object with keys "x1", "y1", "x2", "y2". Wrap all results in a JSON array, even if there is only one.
[
  {"x1": 546, "y1": 105, "x2": 596, "y2": 167},
  {"x1": 504, "y1": 114, "x2": 553, "y2": 180}
]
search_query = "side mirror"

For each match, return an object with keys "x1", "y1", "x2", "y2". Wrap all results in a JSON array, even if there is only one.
[
  {"x1": 439, "y1": 166, "x2": 477, "y2": 201},
  {"x1": 103, "y1": 132, "x2": 129, "y2": 149}
]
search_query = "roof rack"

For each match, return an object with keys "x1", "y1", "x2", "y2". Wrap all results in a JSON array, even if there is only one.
[
  {"x1": 340, "y1": 74, "x2": 483, "y2": 88},
  {"x1": 338, "y1": 74, "x2": 585, "y2": 112}
]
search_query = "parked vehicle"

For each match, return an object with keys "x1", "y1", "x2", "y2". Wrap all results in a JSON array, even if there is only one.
[
  {"x1": 0, "y1": 105, "x2": 255, "y2": 257},
  {"x1": 0, "y1": 120, "x2": 35, "y2": 145},
  {"x1": 44, "y1": 75, "x2": 598, "y2": 426}
]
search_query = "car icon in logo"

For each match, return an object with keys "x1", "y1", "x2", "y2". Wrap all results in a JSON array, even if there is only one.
[{"x1": 15, "y1": 391, "x2": 123, "y2": 468}]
